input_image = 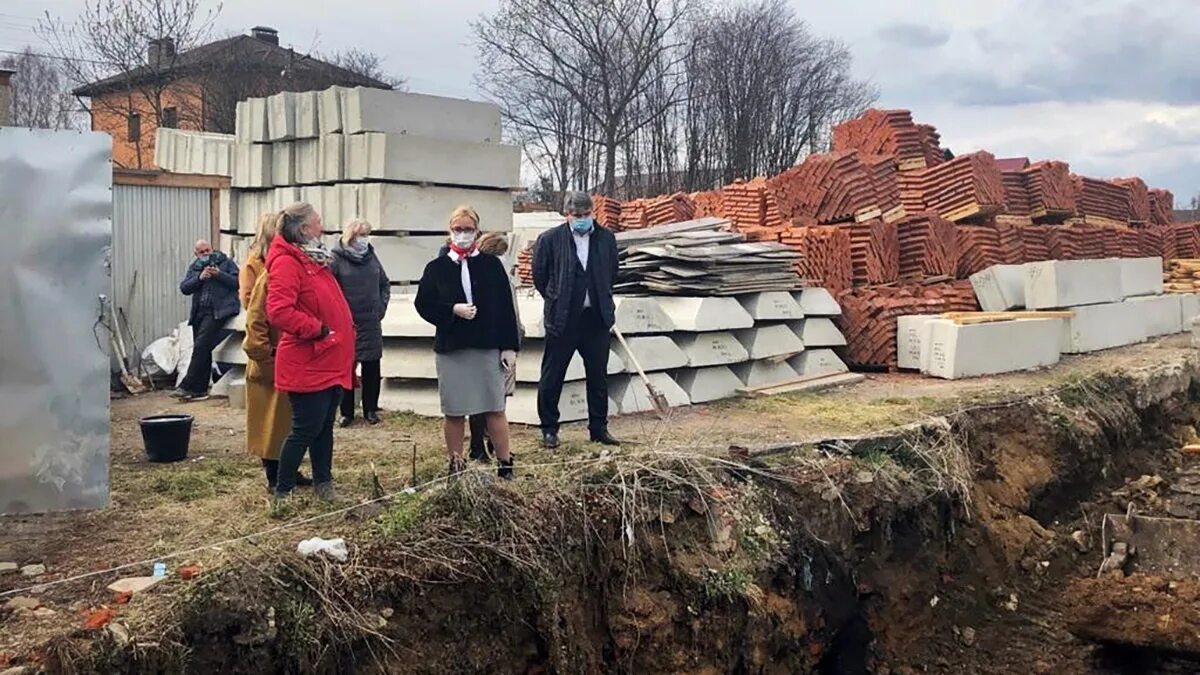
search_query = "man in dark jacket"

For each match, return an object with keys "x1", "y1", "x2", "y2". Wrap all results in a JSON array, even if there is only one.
[
  {"x1": 176, "y1": 239, "x2": 240, "y2": 401},
  {"x1": 532, "y1": 192, "x2": 620, "y2": 449}
]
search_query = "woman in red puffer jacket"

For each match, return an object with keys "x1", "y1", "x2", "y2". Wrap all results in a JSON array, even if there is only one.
[{"x1": 266, "y1": 201, "x2": 355, "y2": 504}]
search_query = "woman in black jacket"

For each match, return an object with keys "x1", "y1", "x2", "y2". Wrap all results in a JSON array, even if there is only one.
[
  {"x1": 330, "y1": 219, "x2": 390, "y2": 427},
  {"x1": 415, "y1": 206, "x2": 520, "y2": 478}
]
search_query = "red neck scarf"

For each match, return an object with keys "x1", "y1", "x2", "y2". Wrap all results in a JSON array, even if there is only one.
[{"x1": 448, "y1": 242, "x2": 477, "y2": 260}]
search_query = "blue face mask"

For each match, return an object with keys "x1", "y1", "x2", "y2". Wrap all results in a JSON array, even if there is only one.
[{"x1": 571, "y1": 217, "x2": 594, "y2": 233}]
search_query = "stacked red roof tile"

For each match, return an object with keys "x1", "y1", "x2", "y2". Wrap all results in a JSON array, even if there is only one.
[
  {"x1": 780, "y1": 225, "x2": 853, "y2": 294},
  {"x1": 1072, "y1": 175, "x2": 1132, "y2": 225},
  {"x1": 1113, "y1": 177, "x2": 1151, "y2": 225},
  {"x1": 592, "y1": 195, "x2": 623, "y2": 229},
  {"x1": 846, "y1": 218, "x2": 899, "y2": 286},
  {"x1": 831, "y1": 108, "x2": 942, "y2": 170},
  {"x1": 1149, "y1": 189, "x2": 1175, "y2": 227}
]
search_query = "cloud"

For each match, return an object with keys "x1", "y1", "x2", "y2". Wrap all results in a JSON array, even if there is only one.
[{"x1": 875, "y1": 22, "x2": 950, "y2": 49}]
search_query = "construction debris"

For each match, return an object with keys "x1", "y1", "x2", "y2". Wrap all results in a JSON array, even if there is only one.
[{"x1": 616, "y1": 226, "x2": 801, "y2": 295}]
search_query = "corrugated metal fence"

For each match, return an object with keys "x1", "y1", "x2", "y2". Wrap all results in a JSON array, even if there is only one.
[{"x1": 112, "y1": 182, "x2": 212, "y2": 365}]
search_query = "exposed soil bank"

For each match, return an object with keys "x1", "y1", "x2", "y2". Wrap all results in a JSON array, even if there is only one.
[{"x1": 41, "y1": 357, "x2": 1200, "y2": 674}]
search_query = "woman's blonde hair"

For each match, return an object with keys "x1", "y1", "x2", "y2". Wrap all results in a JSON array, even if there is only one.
[
  {"x1": 249, "y1": 212, "x2": 278, "y2": 259},
  {"x1": 447, "y1": 205, "x2": 480, "y2": 229},
  {"x1": 340, "y1": 218, "x2": 373, "y2": 246},
  {"x1": 276, "y1": 202, "x2": 318, "y2": 245}
]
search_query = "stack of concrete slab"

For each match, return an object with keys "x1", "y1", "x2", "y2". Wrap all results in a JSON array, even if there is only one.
[
  {"x1": 219, "y1": 85, "x2": 520, "y2": 284},
  {"x1": 154, "y1": 128, "x2": 235, "y2": 176},
  {"x1": 377, "y1": 287, "x2": 850, "y2": 422},
  {"x1": 899, "y1": 256, "x2": 1200, "y2": 380}
]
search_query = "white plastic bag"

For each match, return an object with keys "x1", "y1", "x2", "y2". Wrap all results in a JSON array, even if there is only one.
[{"x1": 297, "y1": 537, "x2": 348, "y2": 562}]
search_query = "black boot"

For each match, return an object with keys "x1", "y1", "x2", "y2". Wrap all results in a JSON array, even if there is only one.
[
  {"x1": 498, "y1": 457, "x2": 514, "y2": 481},
  {"x1": 590, "y1": 429, "x2": 621, "y2": 446}
]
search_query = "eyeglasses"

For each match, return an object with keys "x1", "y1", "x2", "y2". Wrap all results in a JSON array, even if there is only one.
[{"x1": 450, "y1": 226, "x2": 477, "y2": 234}]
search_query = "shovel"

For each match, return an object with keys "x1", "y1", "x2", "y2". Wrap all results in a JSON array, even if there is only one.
[
  {"x1": 612, "y1": 325, "x2": 670, "y2": 418},
  {"x1": 106, "y1": 300, "x2": 148, "y2": 394}
]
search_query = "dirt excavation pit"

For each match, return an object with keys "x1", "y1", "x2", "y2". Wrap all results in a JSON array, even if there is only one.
[{"x1": 6, "y1": 344, "x2": 1200, "y2": 673}]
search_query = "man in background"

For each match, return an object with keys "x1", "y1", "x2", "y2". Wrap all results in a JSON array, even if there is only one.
[
  {"x1": 176, "y1": 239, "x2": 240, "y2": 401},
  {"x1": 532, "y1": 192, "x2": 620, "y2": 449}
]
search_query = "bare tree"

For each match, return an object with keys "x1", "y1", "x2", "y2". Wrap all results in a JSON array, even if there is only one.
[
  {"x1": 327, "y1": 48, "x2": 405, "y2": 90},
  {"x1": 476, "y1": 0, "x2": 696, "y2": 194},
  {"x1": 0, "y1": 47, "x2": 81, "y2": 130}
]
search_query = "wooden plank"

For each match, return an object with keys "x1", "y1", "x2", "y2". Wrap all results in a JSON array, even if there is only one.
[
  {"x1": 209, "y1": 188, "x2": 221, "y2": 243},
  {"x1": 738, "y1": 372, "x2": 865, "y2": 397},
  {"x1": 854, "y1": 207, "x2": 883, "y2": 222},
  {"x1": 114, "y1": 169, "x2": 231, "y2": 189}
]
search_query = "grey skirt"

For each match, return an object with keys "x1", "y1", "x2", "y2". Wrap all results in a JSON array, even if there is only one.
[{"x1": 436, "y1": 348, "x2": 506, "y2": 417}]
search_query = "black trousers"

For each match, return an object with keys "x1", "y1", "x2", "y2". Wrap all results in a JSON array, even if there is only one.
[
  {"x1": 538, "y1": 308, "x2": 609, "y2": 435},
  {"x1": 276, "y1": 386, "x2": 342, "y2": 494},
  {"x1": 468, "y1": 413, "x2": 492, "y2": 458},
  {"x1": 340, "y1": 359, "x2": 381, "y2": 418},
  {"x1": 180, "y1": 313, "x2": 225, "y2": 394}
]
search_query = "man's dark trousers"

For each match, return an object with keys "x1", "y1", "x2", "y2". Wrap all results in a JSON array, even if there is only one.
[
  {"x1": 180, "y1": 313, "x2": 224, "y2": 394},
  {"x1": 538, "y1": 307, "x2": 609, "y2": 436}
]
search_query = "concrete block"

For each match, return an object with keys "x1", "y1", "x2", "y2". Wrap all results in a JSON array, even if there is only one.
[
  {"x1": 320, "y1": 185, "x2": 343, "y2": 231},
  {"x1": 378, "y1": 379, "x2": 443, "y2": 417},
  {"x1": 319, "y1": 134, "x2": 345, "y2": 183},
  {"x1": 796, "y1": 288, "x2": 841, "y2": 316},
  {"x1": 970, "y1": 264, "x2": 1027, "y2": 311},
  {"x1": 1180, "y1": 293, "x2": 1200, "y2": 326},
  {"x1": 236, "y1": 97, "x2": 268, "y2": 142},
  {"x1": 294, "y1": 138, "x2": 320, "y2": 185},
  {"x1": 210, "y1": 366, "x2": 245, "y2": 398},
  {"x1": 1126, "y1": 295, "x2": 1183, "y2": 336},
  {"x1": 788, "y1": 349, "x2": 849, "y2": 377},
  {"x1": 1119, "y1": 257, "x2": 1164, "y2": 298},
  {"x1": 340, "y1": 184, "x2": 361, "y2": 221},
  {"x1": 224, "y1": 310, "x2": 247, "y2": 332},
  {"x1": 266, "y1": 91, "x2": 296, "y2": 141},
  {"x1": 657, "y1": 296, "x2": 754, "y2": 332},
  {"x1": 1024, "y1": 259, "x2": 1123, "y2": 309},
  {"x1": 507, "y1": 382, "x2": 591, "y2": 424},
  {"x1": 612, "y1": 335, "x2": 688, "y2": 372},
  {"x1": 301, "y1": 186, "x2": 324, "y2": 225},
  {"x1": 217, "y1": 188, "x2": 233, "y2": 231},
  {"x1": 673, "y1": 366, "x2": 744, "y2": 404},
  {"x1": 212, "y1": 332, "x2": 246, "y2": 365},
  {"x1": 347, "y1": 132, "x2": 521, "y2": 189},
  {"x1": 896, "y1": 314, "x2": 939, "y2": 371},
  {"x1": 738, "y1": 291, "x2": 803, "y2": 321},
  {"x1": 358, "y1": 183, "x2": 513, "y2": 233},
  {"x1": 270, "y1": 142, "x2": 295, "y2": 186},
  {"x1": 293, "y1": 90, "x2": 319, "y2": 139},
  {"x1": 232, "y1": 143, "x2": 271, "y2": 188},
  {"x1": 341, "y1": 88, "x2": 503, "y2": 143},
  {"x1": 274, "y1": 186, "x2": 301, "y2": 211},
  {"x1": 614, "y1": 296, "x2": 675, "y2": 334},
  {"x1": 373, "y1": 235, "x2": 449, "y2": 282},
  {"x1": 515, "y1": 340, "x2": 623, "y2": 382},
  {"x1": 731, "y1": 360, "x2": 800, "y2": 389},
  {"x1": 921, "y1": 318, "x2": 1062, "y2": 380},
  {"x1": 734, "y1": 325, "x2": 806, "y2": 359},
  {"x1": 790, "y1": 318, "x2": 847, "y2": 347},
  {"x1": 382, "y1": 295, "x2": 435, "y2": 337},
  {"x1": 380, "y1": 339, "x2": 437, "y2": 379},
  {"x1": 235, "y1": 100, "x2": 252, "y2": 141},
  {"x1": 319, "y1": 86, "x2": 347, "y2": 135},
  {"x1": 674, "y1": 331, "x2": 750, "y2": 367},
  {"x1": 1060, "y1": 301, "x2": 1149, "y2": 353},
  {"x1": 611, "y1": 373, "x2": 690, "y2": 414}
]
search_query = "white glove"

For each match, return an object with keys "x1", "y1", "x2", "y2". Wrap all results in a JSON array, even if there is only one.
[
  {"x1": 452, "y1": 303, "x2": 477, "y2": 320},
  {"x1": 500, "y1": 350, "x2": 517, "y2": 370}
]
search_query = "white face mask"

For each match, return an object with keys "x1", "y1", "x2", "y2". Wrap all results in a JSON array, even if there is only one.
[
  {"x1": 451, "y1": 231, "x2": 477, "y2": 248},
  {"x1": 350, "y1": 236, "x2": 369, "y2": 253}
]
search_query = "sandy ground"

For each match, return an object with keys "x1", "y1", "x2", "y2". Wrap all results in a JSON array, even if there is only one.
[{"x1": 0, "y1": 334, "x2": 1194, "y2": 659}]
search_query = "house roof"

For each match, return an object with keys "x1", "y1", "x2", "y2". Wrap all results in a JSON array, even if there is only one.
[
  {"x1": 995, "y1": 157, "x2": 1031, "y2": 172},
  {"x1": 73, "y1": 33, "x2": 389, "y2": 97}
]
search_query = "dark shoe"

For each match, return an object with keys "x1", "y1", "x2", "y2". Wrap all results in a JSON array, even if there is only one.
[
  {"x1": 498, "y1": 458, "x2": 514, "y2": 481},
  {"x1": 295, "y1": 473, "x2": 314, "y2": 487},
  {"x1": 338, "y1": 416, "x2": 354, "y2": 428},
  {"x1": 449, "y1": 457, "x2": 466, "y2": 478},
  {"x1": 590, "y1": 430, "x2": 621, "y2": 446},
  {"x1": 180, "y1": 390, "x2": 209, "y2": 402},
  {"x1": 170, "y1": 387, "x2": 187, "y2": 399},
  {"x1": 314, "y1": 482, "x2": 339, "y2": 502},
  {"x1": 542, "y1": 431, "x2": 560, "y2": 450},
  {"x1": 364, "y1": 411, "x2": 381, "y2": 425}
]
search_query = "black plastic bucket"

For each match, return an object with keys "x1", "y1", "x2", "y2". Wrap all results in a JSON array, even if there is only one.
[{"x1": 139, "y1": 414, "x2": 194, "y2": 463}]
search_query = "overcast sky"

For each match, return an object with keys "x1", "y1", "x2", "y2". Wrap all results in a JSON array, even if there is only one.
[{"x1": 4, "y1": 0, "x2": 1197, "y2": 202}]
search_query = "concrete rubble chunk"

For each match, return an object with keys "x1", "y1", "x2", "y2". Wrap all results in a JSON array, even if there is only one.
[
  {"x1": 1118, "y1": 257, "x2": 1164, "y2": 298},
  {"x1": 673, "y1": 366, "x2": 745, "y2": 404},
  {"x1": 341, "y1": 87, "x2": 503, "y2": 143},
  {"x1": 789, "y1": 349, "x2": 850, "y2": 378},
  {"x1": 1024, "y1": 259, "x2": 1123, "y2": 310},
  {"x1": 795, "y1": 288, "x2": 842, "y2": 316},
  {"x1": 611, "y1": 373, "x2": 690, "y2": 414},
  {"x1": 381, "y1": 296, "x2": 435, "y2": 338},
  {"x1": 921, "y1": 318, "x2": 1063, "y2": 380},
  {"x1": 372, "y1": 236, "x2": 447, "y2": 283},
  {"x1": 5, "y1": 596, "x2": 40, "y2": 611},
  {"x1": 1126, "y1": 295, "x2": 1183, "y2": 337},
  {"x1": 896, "y1": 314, "x2": 939, "y2": 371},
  {"x1": 347, "y1": 132, "x2": 521, "y2": 189},
  {"x1": 970, "y1": 264, "x2": 1027, "y2": 311},
  {"x1": 1060, "y1": 301, "x2": 1150, "y2": 353},
  {"x1": 20, "y1": 564, "x2": 45, "y2": 577},
  {"x1": 732, "y1": 360, "x2": 799, "y2": 389},
  {"x1": 106, "y1": 576, "x2": 166, "y2": 595},
  {"x1": 358, "y1": 183, "x2": 513, "y2": 233},
  {"x1": 673, "y1": 331, "x2": 750, "y2": 367},
  {"x1": 734, "y1": 325, "x2": 806, "y2": 359},
  {"x1": 612, "y1": 335, "x2": 688, "y2": 373},
  {"x1": 613, "y1": 297, "x2": 675, "y2": 334},
  {"x1": 656, "y1": 296, "x2": 754, "y2": 332},
  {"x1": 0, "y1": 561, "x2": 18, "y2": 574},
  {"x1": 790, "y1": 318, "x2": 847, "y2": 347},
  {"x1": 738, "y1": 291, "x2": 804, "y2": 321}
]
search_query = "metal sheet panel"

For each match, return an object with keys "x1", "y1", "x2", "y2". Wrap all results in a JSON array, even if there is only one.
[
  {"x1": 0, "y1": 128, "x2": 112, "y2": 514},
  {"x1": 112, "y1": 184, "x2": 211, "y2": 360}
]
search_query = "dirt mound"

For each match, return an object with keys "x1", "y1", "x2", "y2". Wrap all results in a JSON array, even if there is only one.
[{"x1": 1066, "y1": 575, "x2": 1200, "y2": 655}]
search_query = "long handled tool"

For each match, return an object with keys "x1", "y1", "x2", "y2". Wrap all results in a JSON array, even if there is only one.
[
  {"x1": 612, "y1": 325, "x2": 670, "y2": 418},
  {"x1": 105, "y1": 299, "x2": 147, "y2": 394}
]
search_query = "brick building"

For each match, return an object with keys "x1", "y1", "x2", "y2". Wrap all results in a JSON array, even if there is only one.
[{"x1": 73, "y1": 27, "x2": 389, "y2": 169}]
